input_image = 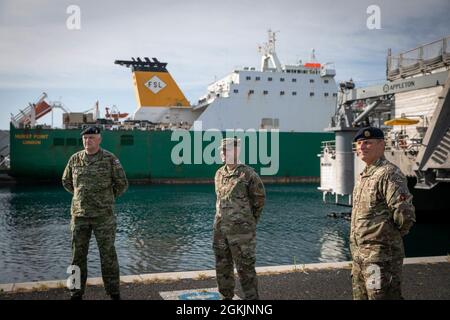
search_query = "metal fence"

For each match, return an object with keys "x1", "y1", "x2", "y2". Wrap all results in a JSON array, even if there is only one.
[{"x1": 387, "y1": 35, "x2": 450, "y2": 80}]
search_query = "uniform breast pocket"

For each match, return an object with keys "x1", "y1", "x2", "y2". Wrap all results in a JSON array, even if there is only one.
[
  {"x1": 366, "y1": 181, "x2": 379, "y2": 207},
  {"x1": 97, "y1": 166, "x2": 111, "y2": 177},
  {"x1": 367, "y1": 186, "x2": 387, "y2": 217},
  {"x1": 96, "y1": 166, "x2": 112, "y2": 188}
]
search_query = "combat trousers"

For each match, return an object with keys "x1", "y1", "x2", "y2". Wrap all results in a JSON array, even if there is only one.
[
  {"x1": 351, "y1": 257, "x2": 403, "y2": 300},
  {"x1": 213, "y1": 227, "x2": 258, "y2": 300},
  {"x1": 70, "y1": 215, "x2": 120, "y2": 297}
]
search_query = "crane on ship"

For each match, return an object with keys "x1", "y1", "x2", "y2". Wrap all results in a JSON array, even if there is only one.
[{"x1": 81, "y1": 101, "x2": 101, "y2": 121}]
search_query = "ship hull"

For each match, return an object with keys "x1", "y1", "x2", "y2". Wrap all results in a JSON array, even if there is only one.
[{"x1": 9, "y1": 125, "x2": 334, "y2": 182}]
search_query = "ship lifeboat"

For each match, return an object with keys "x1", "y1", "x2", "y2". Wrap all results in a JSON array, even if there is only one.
[
  {"x1": 304, "y1": 62, "x2": 321, "y2": 68},
  {"x1": 105, "y1": 107, "x2": 129, "y2": 121},
  {"x1": 20, "y1": 100, "x2": 52, "y2": 124}
]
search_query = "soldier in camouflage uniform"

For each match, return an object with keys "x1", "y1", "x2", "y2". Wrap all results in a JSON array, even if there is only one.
[
  {"x1": 62, "y1": 126, "x2": 128, "y2": 300},
  {"x1": 351, "y1": 126, "x2": 415, "y2": 300},
  {"x1": 213, "y1": 138, "x2": 266, "y2": 300}
]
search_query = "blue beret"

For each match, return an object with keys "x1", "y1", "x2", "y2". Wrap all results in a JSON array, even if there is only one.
[
  {"x1": 81, "y1": 126, "x2": 101, "y2": 136},
  {"x1": 353, "y1": 126, "x2": 384, "y2": 142}
]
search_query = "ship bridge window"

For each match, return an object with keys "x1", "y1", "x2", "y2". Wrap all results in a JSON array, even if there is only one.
[
  {"x1": 246, "y1": 76, "x2": 251, "y2": 80},
  {"x1": 261, "y1": 118, "x2": 279, "y2": 129},
  {"x1": 53, "y1": 138, "x2": 64, "y2": 146},
  {"x1": 310, "y1": 79, "x2": 315, "y2": 83},
  {"x1": 121, "y1": 135, "x2": 134, "y2": 146},
  {"x1": 263, "y1": 90, "x2": 268, "y2": 95},
  {"x1": 280, "y1": 91, "x2": 285, "y2": 95},
  {"x1": 66, "y1": 138, "x2": 77, "y2": 146},
  {"x1": 324, "y1": 92, "x2": 329, "y2": 97},
  {"x1": 292, "y1": 78, "x2": 297, "y2": 82},
  {"x1": 233, "y1": 89, "x2": 239, "y2": 93},
  {"x1": 292, "y1": 91, "x2": 297, "y2": 96},
  {"x1": 268, "y1": 77, "x2": 272, "y2": 81},
  {"x1": 310, "y1": 92, "x2": 315, "y2": 97},
  {"x1": 324, "y1": 79, "x2": 329, "y2": 84},
  {"x1": 333, "y1": 93, "x2": 337, "y2": 97},
  {"x1": 248, "y1": 90, "x2": 254, "y2": 95},
  {"x1": 255, "y1": 76, "x2": 261, "y2": 81},
  {"x1": 280, "y1": 78, "x2": 285, "y2": 82}
]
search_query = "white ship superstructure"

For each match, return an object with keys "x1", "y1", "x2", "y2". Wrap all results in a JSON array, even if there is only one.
[
  {"x1": 116, "y1": 31, "x2": 338, "y2": 132},
  {"x1": 193, "y1": 30, "x2": 338, "y2": 132}
]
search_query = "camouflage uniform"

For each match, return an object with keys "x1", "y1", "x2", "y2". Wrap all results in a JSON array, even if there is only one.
[
  {"x1": 350, "y1": 156, "x2": 415, "y2": 300},
  {"x1": 62, "y1": 148, "x2": 128, "y2": 298},
  {"x1": 213, "y1": 164, "x2": 266, "y2": 300}
]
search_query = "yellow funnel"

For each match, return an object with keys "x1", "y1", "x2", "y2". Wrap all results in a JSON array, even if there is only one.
[{"x1": 115, "y1": 57, "x2": 190, "y2": 108}]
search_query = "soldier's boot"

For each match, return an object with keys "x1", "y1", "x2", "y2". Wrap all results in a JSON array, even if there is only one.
[{"x1": 217, "y1": 279, "x2": 235, "y2": 300}]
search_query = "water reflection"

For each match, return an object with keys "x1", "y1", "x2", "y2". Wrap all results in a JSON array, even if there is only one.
[{"x1": 318, "y1": 230, "x2": 349, "y2": 262}]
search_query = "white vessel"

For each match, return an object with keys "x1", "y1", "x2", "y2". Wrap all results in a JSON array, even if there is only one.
[{"x1": 121, "y1": 30, "x2": 338, "y2": 132}]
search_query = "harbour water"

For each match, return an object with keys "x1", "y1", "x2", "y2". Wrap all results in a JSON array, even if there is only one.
[{"x1": 0, "y1": 184, "x2": 448, "y2": 284}]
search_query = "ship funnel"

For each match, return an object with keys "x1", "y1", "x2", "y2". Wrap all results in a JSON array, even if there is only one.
[{"x1": 115, "y1": 57, "x2": 190, "y2": 110}]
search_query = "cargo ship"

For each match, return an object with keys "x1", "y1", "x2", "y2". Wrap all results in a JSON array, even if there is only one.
[
  {"x1": 318, "y1": 35, "x2": 450, "y2": 218},
  {"x1": 8, "y1": 31, "x2": 336, "y2": 183}
]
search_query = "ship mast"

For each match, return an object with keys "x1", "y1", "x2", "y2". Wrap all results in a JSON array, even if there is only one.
[{"x1": 258, "y1": 29, "x2": 282, "y2": 72}]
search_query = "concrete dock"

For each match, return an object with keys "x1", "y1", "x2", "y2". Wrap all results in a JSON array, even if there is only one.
[{"x1": 0, "y1": 256, "x2": 448, "y2": 300}]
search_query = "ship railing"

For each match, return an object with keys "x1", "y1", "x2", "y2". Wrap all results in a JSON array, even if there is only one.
[
  {"x1": 320, "y1": 140, "x2": 336, "y2": 155},
  {"x1": 387, "y1": 35, "x2": 450, "y2": 81},
  {"x1": 385, "y1": 131, "x2": 423, "y2": 155},
  {"x1": 11, "y1": 104, "x2": 33, "y2": 125}
]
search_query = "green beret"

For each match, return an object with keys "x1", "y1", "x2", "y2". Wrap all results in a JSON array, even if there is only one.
[{"x1": 80, "y1": 126, "x2": 101, "y2": 136}]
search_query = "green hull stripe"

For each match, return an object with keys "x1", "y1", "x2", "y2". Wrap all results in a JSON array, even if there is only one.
[{"x1": 10, "y1": 125, "x2": 334, "y2": 180}]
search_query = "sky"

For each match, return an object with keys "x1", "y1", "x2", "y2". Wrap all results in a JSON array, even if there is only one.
[{"x1": 0, "y1": 0, "x2": 449, "y2": 129}]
